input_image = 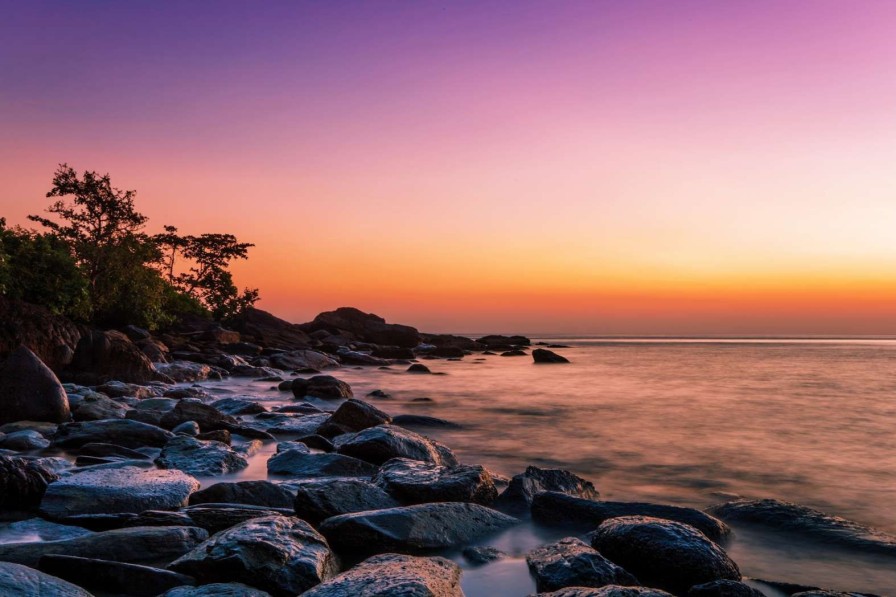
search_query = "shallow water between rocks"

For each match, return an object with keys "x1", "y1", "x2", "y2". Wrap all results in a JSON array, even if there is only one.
[{"x1": 6, "y1": 338, "x2": 896, "y2": 595}]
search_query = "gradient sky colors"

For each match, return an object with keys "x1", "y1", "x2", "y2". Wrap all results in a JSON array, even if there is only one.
[{"x1": 3, "y1": 1, "x2": 896, "y2": 334}]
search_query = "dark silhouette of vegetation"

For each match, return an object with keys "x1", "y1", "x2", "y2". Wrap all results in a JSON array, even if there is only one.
[{"x1": 0, "y1": 164, "x2": 258, "y2": 329}]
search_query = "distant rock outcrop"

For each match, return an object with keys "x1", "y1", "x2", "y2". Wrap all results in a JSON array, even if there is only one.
[
  {"x1": 227, "y1": 307, "x2": 312, "y2": 349},
  {"x1": 302, "y1": 307, "x2": 420, "y2": 348}
]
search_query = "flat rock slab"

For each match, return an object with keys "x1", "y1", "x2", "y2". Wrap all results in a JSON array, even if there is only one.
[
  {"x1": 591, "y1": 516, "x2": 740, "y2": 595},
  {"x1": 532, "y1": 492, "x2": 731, "y2": 543},
  {"x1": 39, "y1": 554, "x2": 197, "y2": 597},
  {"x1": 40, "y1": 466, "x2": 199, "y2": 519},
  {"x1": 303, "y1": 553, "x2": 463, "y2": 597},
  {"x1": 320, "y1": 502, "x2": 518, "y2": 556},
  {"x1": 0, "y1": 525, "x2": 208, "y2": 567},
  {"x1": 0, "y1": 561, "x2": 92, "y2": 597},
  {"x1": 526, "y1": 537, "x2": 638, "y2": 592},
  {"x1": 168, "y1": 515, "x2": 339, "y2": 597}
]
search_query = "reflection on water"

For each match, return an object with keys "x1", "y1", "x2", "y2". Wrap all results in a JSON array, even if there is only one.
[{"x1": 96, "y1": 340, "x2": 896, "y2": 593}]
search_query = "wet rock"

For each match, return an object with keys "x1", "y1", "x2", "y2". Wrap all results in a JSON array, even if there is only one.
[
  {"x1": 0, "y1": 561, "x2": 93, "y2": 597},
  {"x1": 160, "y1": 583, "x2": 273, "y2": 596},
  {"x1": 372, "y1": 346, "x2": 416, "y2": 359},
  {"x1": 94, "y1": 381, "x2": 157, "y2": 399},
  {"x1": 80, "y1": 442, "x2": 152, "y2": 460},
  {"x1": 367, "y1": 389, "x2": 392, "y2": 399},
  {"x1": 189, "y1": 480, "x2": 296, "y2": 508},
  {"x1": 53, "y1": 419, "x2": 174, "y2": 449},
  {"x1": 71, "y1": 330, "x2": 171, "y2": 384},
  {"x1": 0, "y1": 455, "x2": 59, "y2": 510},
  {"x1": 0, "y1": 518, "x2": 93, "y2": 543},
  {"x1": 268, "y1": 448, "x2": 377, "y2": 477},
  {"x1": 269, "y1": 349, "x2": 338, "y2": 371},
  {"x1": 196, "y1": 429, "x2": 232, "y2": 443},
  {"x1": 40, "y1": 466, "x2": 199, "y2": 519},
  {"x1": 0, "y1": 429, "x2": 51, "y2": 450},
  {"x1": 496, "y1": 468, "x2": 598, "y2": 517},
  {"x1": 292, "y1": 375, "x2": 353, "y2": 399},
  {"x1": 39, "y1": 554, "x2": 197, "y2": 597},
  {"x1": 501, "y1": 349, "x2": 527, "y2": 356},
  {"x1": 337, "y1": 424, "x2": 458, "y2": 466},
  {"x1": 532, "y1": 348, "x2": 570, "y2": 363},
  {"x1": 212, "y1": 397, "x2": 267, "y2": 416},
  {"x1": 156, "y1": 436, "x2": 249, "y2": 477},
  {"x1": 294, "y1": 434, "x2": 335, "y2": 452},
  {"x1": 254, "y1": 412, "x2": 330, "y2": 436},
  {"x1": 160, "y1": 399, "x2": 238, "y2": 433},
  {"x1": 687, "y1": 580, "x2": 766, "y2": 597},
  {"x1": 156, "y1": 361, "x2": 213, "y2": 382},
  {"x1": 320, "y1": 502, "x2": 518, "y2": 556},
  {"x1": 373, "y1": 458, "x2": 498, "y2": 505},
  {"x1": 533, "y1": 493, "x2": 731, "y2": 543},
  {"x1": 168, "y1": 515, "x2": 339, "y2": 597},
  {"x1": 0, "y1": 525, "x2": 208, "y2": 567},
  {"x1": 293, "y1": 478, "x2": 401, "y2": 524},
  {"x1": 72, "y1": 393, "x2": 130, "y2": 421},
  {"x1": 407, "y1": 363, "x2": 432, "y2": 373},
  {"x1": 527, "y1": 537, "x2": 638, "y2": 592},
  {"x1": 303, "y1": 553, "x2": 463, "y2": 597},
  {"x1": 534, "y1": 587, "x2": 674, "y2": 597},
  {"x1": 478, "y1": 334, "x2": 531, "y2": 348},
  {"x1": 391, "y1": 414, "x2": 462, "y2": 429},
  {"x1": 590, "y1": 516, "x2": 740, "y2": 595},
  {"x1": 708, "y1": 498, "x2": 896, "y2": 555},
  {"x1": 338, "y1": 349, "x2": 392, "y2": 367},
  {"x1": 318, "y1": 398, "x2": 392, "y2": 437},
  {"x1": 181, "y1": 503, "x2": 290, "y2": 534},
  {"x1": 463, "y1": 546, "x2": 507, "y2": 565},
  {"x1": 172, "y1": 421, "x2": 200, "y2": 436},
  {"x1": 0, "y1": 346, "x2": 71, "y2": 425}
]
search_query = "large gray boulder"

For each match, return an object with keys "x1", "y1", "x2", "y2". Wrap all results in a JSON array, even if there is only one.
[
  {"x1": 590, "y1": 516, "x2": 740, "y2": 595},
  {"x1": 168, "y1": 515, "x2": 339, "y2": 597},
  {"x1": 0, "y1": 455, "x2": 59, "y2": 510},
  {"x1": 0, "y1": 561, "x2": 92, "y2": 597},
  {"x1": 293, "y1": 478, "x2": 401, "y2": 524},
  {"x1": 0, "y1": 346, "x2": 70, "y2": 424},
  {"x1": 0, "y1": 525, "x2": 208, "y2": 567},
  {"x1": 532, "y1": 492, "x2": 731, "y2": 543},
  {"x1": 155, "y1": 436, "x2": 249, "y2": 477},
  {"x1": 337, "y1": 424, "x2": 457, "y2": 466},
  {"x1": 373, "y1": 457, "x2": 498, "y2": 505},
  {"x1": 526, "y1": 537, "x2": 638, "y2": 592},
  {"x1": 302, "y1": 553, "x2": 463, "y2": 597},
  {"x1": 53, "y1": 418, "x2": 174, "y2": 449},
  {"x1": 320, "y1": 502, "x2": 518, "y2": 556},
  {"x1": 40, "y1": 466, "x2": 199, "y2": 519}
]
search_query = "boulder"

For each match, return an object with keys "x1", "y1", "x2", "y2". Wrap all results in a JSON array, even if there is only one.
[
  {"x1": 70, "y1": 330, "x2": 170, "y2": 384},
  {"x1": 302, "y1": 553, "x2": 463, "y2": 597},
  {"x1": 318, "y1": 398, "x2": 391, "y2": 437},
  {"x1": 687, "y1": 580, "x2": 766, "y2": 597},
  {"x1": 189, "y1": 480, "x2": 296, "y2": 508},
  {"x1": 0, "y1": 518, "x2": 93, "y2": 543},
  {"x1": 463, "y1": 546, "x2": 506, "y2": 565},
  {"x1": 172, "y1": 421, "x2": 200, "y2": 436},
  {"x1": 267, "y1": 448, "x2": 377, "y2": 478},
  {"x1": 269, "y1": 349, "x2": 339, "y2": 371},
  {"x1": 159, "y1": 399, "x2": 238, "y2": 433},
  {"x1": 155, "y1": 436, "x2": 249, "y2": 477},
  {"x1": 94, "y1": 380, "x2": 157, "y2": 398},
  {"x1": 337, "y1": 424, "x2": 457, "y2": 466},
  {"x1": 181, "y1": 504, "x2": 291, "y2": 534},
  {"x1": 212, "y1": 397, "x2": 267, "y2": 416},
  {"x1": 708, "y1": 498, "x2": 896, "y2": 555},
  {"x1": 0, "y1": 429, "x2": 51, "y2": 450},
  {"x1": 72, "y1": 392, "x2": 129, "y2": 421},
  {"x1": 40, "y1": 466, "x2": 199, "y2": 519},
  {"x1": 526, "y1": 537, "x2": 638, "y2": 592},
  {"x1": 305, "y1": 307, "x2": 420, "y2": 348},
  {"x1": 532, "y1": 348, "x2": 570, "y2": 363},
  {"x1": 0, "y1": 525, "x2": 208, "y2": 567},
  {"x1": 477, "y1": 334, "x2": 531, "y2": 348},
  {"x1": 373, "y1": 458, "x2": 498, "y2": 505},
  {"x1": 496, "y1": 468, "x2": 598, "y2": 516},
  {"x1": 161, "y1": 583, "x2": 273, "y2": 596},
  {"x1": 535, "y1": 587, "x2": 674, "y2": 597},
  {"x1": 391, "y1": 414, "x2": 462, "y2": 429},
  {"x1": 292, "y1": 375, "x2": 353, "y2": 399},
  {"x1": 227, "y1": 307, "x2": 312, "y2": 349},
  {"x1": 38, "y1": 555, "x2": 197, "y2": 597},
  {"x1": 0, "y1": 561, "x2": 92, "y2": 597},
  {"x1": 53, "y1": 419, "x2": 174, "y2": 449},
  {"x1": 407, "y1": 363, "x2": 431, "y2": 374},
  {"x1": 319, "y1": 502, "x2": 518, "y2": 556},
  {"x1": 532, "y1": 493, "x2": 731, "y2": 543},
  {"x1": 0, "y1": 298, "x2": 84, "y2": 371},
  {"x1": 0, "y1": 346, "x2": 71, "y2": 425},
  {"x1": 254, "y1": 412, "x2": 330, "y2": 436},
  {"x1": 590, "y1": 516, "x2": 740, "y2": 595},
  {"x1": 168, "y1": 516, "x2": 339, "y2": 597},
  {"x1": 293, "y1": 478, "x2": 401, "y2": 524},
  {"x1": 0, "y1": 455, "x2": 59, "y2": 510},
  {"x1": 294, "y1": 434, "x2": 335, "y2": 452},
  {"x1": 80, "y1": 442, "x2": 152, "y2": 460},
  {"x1": 371, "y1": 346, "x2": 416, "y2": 359},
  {"x1": 156, "y1": 361, "x2": 213, "y2": 383}
]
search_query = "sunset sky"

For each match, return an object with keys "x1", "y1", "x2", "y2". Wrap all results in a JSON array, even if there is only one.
[{"x1": 2, "y1": 1, "x2": 896, "y2": 335}]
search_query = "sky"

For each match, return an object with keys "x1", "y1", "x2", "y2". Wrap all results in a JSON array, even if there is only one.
[{"x1": 2, "y1": 1, "x2": 896, "y2": 335}]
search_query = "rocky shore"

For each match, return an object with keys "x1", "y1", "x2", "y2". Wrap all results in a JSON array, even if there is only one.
[{"x1": 0, "y1": 303, "x2": 890, "y2": 596}]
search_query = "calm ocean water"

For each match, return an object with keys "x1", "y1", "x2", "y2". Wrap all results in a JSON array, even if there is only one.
[{"x1": 11, "y1": 339, "x2": 896, "y2": 594}]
